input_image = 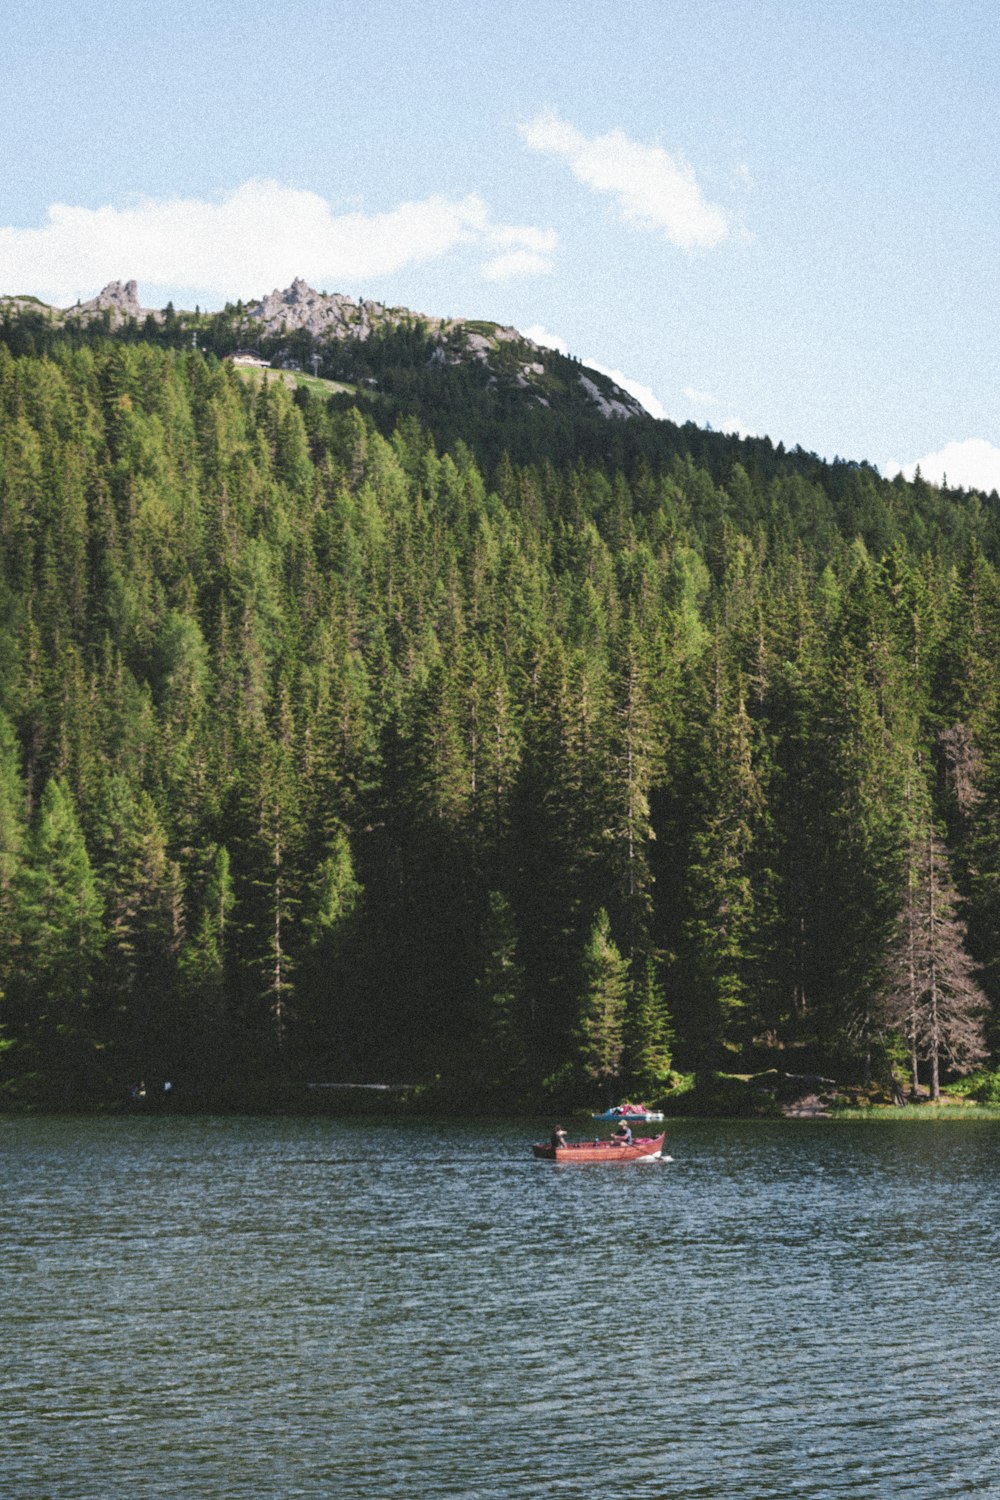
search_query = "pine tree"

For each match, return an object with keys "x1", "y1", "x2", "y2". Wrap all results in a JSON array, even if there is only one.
[
  {"x1": 18, "y1": 777, "x2": 104, "y2": 1091},
  {"x1": 178, "y1": 843, "x2": 235, "y2": 1086},
  {"x1": 463, "y1": 642, "x2": 520, "y2": 857},
  {"x1": 961, "y1": 700, "x2": 1000, "y2": 1023},
  {"x1": 677, "y1": 654, "x2": 765, "y2": 1067},
  {"x1": 242, "y1": 701, "x2": 303, "y2": 1065},
  {"x1": 604, "y1": 621, "x2": 659, "y2": 960},
  {"x1": 95, "y1": 782, "x2": 185, "y2": 1083},
  {"x1": 576, "y1": 908, "x2": 629, "y2": 1099},
  {"x1": 298, "y1": 826, "x2": 363, "y2": 1071},
  {"x1": 626, "y1": 955, "x2": 674, "y2": 1096},
  {"x1": 0, "y1": 711, "x2": 26, "y2": 987},
  {"x1": 466, "y1": 889, "x2": 527, "y2": 1101}
]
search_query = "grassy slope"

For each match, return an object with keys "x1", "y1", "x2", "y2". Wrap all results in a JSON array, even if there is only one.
[{"x1": 232, "y1": 366, "x2": 358, "y2": 398}]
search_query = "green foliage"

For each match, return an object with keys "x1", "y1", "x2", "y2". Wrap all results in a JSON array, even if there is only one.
[
  {"x1": 576, "y1": 909, "x2": 629, "y2": 1096},
  {"x1": 16, "y1": 777, "x2": 104, "y2": 1090},
  {"x1": 463, "y1": 889, "x2": 527, "y2": 1103},
  {"x1": 967, "y1": 1070, "x2": 1000, "y2": 1104},
  {"x1": 0, "y1": 330, "x2": 999, "y2": 1108},
  {"x1": 626, "y1": 956, "x2": 674, "y2": 1095}
]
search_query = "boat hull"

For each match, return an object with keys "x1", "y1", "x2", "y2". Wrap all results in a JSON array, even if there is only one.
[{"x1": 532, "y1": 1133, "x2": 665, "y2": 1163}]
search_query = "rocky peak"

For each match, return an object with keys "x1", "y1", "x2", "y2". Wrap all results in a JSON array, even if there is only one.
[
  {"x1": 67, "y1": 279, "x2": 145, "y2": 325},
  {"x1": 103, "y1": 279, "x2": 141, "y2": 311},
  {"x1": 248, "y1": 280, "x2": 394, "y2": 341}
]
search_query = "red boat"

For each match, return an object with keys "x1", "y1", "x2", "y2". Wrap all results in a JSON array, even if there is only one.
[{"x1": 532, "y1": 1132, "x2": 665, "y2": 1163}]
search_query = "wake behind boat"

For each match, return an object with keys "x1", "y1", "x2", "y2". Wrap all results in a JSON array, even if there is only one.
[{"x1": 532, "y1": 1132, "x2": 666, "y2": 1163}]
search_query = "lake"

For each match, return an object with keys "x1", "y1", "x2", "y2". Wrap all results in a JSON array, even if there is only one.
[{"x1": 3, "y1": 1115, "x2": 999, "y2": 1498}]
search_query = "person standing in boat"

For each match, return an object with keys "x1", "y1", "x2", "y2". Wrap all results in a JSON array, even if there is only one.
[
  {"x1": 550, "y1": 1125, "x2": 569, "y2": 1149},
  {"x1": 612, "y1": 1119, "x2": 633, "y2": 1146}
]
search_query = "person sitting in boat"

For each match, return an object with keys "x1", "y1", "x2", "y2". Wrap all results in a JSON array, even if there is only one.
[
  {"x1": 550, "y1": 1125, "x2": 569, "y2": 1150},
  {"x1": 612, "y1": 1119, "x2": 633, "y2": 1146}
]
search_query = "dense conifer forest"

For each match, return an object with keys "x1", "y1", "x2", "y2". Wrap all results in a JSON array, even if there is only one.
[{"x1": 3, "y1": 318, "x2": 1000, "y2": 1110}]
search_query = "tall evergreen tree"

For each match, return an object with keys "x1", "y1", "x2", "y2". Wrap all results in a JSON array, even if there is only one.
[
  {"x1": 576, "y1": 908, "x2": 629, "y2": 1100},
  {"x1": 94, "y1": 779, "x2": 185, "y2": 1083},
  {"x1": 626, "y1": 955, "x2": 674, "y2": 1097},
  {"x1": 0, "y1": 711, "x2": 26, "y2": 990},
  {"x1": 675, "y1": 656, "x2": 765, "y2": 1068},
  {"x1": 178, "y1": 843, "x2": 236, "y2": 1087},
  {"x1": 464, "y1": 889, "x2": 527, "y2": 1102},
  {"x1": 18, "y1": 777, "x2": 103, "y2": 1092}
]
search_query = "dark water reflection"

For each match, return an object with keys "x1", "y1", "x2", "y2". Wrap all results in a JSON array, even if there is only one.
[{"x1": 3, "y1": 1115, "x2": 999, "y2": 1498}]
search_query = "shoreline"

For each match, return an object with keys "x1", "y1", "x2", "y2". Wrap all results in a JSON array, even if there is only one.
[{"x1": 4, "y1": 1096, "x2": 1000, "y2": 1122}]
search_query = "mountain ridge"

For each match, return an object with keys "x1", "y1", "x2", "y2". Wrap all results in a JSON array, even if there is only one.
[{"x1": 0, "y1": 278, "x2": 648, "y2": 421}]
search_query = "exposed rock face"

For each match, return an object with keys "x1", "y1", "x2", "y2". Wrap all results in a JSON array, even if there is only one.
[
  {"x1": 66, "y1": 279, "x2": 147, "y2": 327},
  {"x1": 578, "y1": 374, "x2": 645, "y2": 421},
  {"x1": 0, "y1": 293, "x2": 55, "y2": 319},
  {"x1": 248, "y1": 278, "x2": 404, "y2": 341},
  {"x1": 242, "y1": 281, "x2": 649, "y2": 420},
  {"x1": 462, "y1": 325, "x2": 522, "y2": 359}
]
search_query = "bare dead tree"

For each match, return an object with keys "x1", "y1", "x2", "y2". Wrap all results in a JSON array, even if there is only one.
[
  {"x1": 938, "y1": 722, "x2": 982, "y2": 816},
  {"x1": 886, "y1": 822, "x2": 987, "y2": 1099}
]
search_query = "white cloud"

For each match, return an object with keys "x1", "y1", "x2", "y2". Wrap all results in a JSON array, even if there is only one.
[
  {"x1": 680, "y1": 387, "x2": 759, "y2": 436},
  {"x1": 519, "y1": 109, "x2": 728, "y2": 249},
  {"x1": 489, "y1": 222, "x2": 557, "y2": 254},
  {"x1": 480, "y1": 220, "x2": 557, "y2": 279},
  {"x1": 719, "y1": 416, "x2": 759, "y2": 439},
  {"x1": 0, "y1": 179, "x2": 557, "y2": 306},
  {"x1": 523, "y1": 323, "x2": 570, "y2": 354},
  {"x1": 519, "y1": 322, "x2": 668, "y2": 419},
  {"x1": 884, "y1": 438, "x2": 1000, "y2": 492},
  {"x1": 585, "y1": 358, "x2": 668, "y2": 420},
  {"x1": 683, "y1": 386, "x2": 718, "y2": 407},
  {"x1": 497, "y1": 321, "x2": 668, "y2": 417},
  {"x1": 480, "y1": 248, "x2": 554, "y2": 281}
]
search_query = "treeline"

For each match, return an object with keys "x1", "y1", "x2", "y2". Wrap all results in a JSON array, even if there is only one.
[
  {"x1": 1, "y1": 336, "x2": 1000, "y2": 1109},
  {"x1": 15, "y1": 291, "x2": 994, "y2": 498}
]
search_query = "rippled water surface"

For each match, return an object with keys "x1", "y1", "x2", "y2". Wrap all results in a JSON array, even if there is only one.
[{"x1": 4, "y1": 1115, "x2": 1000, "y2": 1498}]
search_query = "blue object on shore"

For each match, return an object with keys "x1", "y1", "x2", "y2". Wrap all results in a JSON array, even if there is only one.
[{"x1": 592, "y1": 1106, "x2": 665, "y2": 1122}]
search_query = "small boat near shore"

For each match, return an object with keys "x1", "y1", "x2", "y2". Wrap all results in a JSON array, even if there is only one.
[{"x1": 532, "y1": 1132, "x2": 666, "y2": 1163}]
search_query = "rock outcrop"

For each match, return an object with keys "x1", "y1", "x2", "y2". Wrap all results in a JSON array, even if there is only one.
[
  {"x1": 65, "y1": 279, "x2": 147, "y2": 327},
  {"x1": 248, "y1": 278, "x2": 404, "y2": 341},
  {"x1": 578, "y1": 373, "x2": 646, "y2": 421}
]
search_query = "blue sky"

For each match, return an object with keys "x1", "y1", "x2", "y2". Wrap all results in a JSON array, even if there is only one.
[{"x1": 2, "y1": 0, "x2": 999, "y2": 485}]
